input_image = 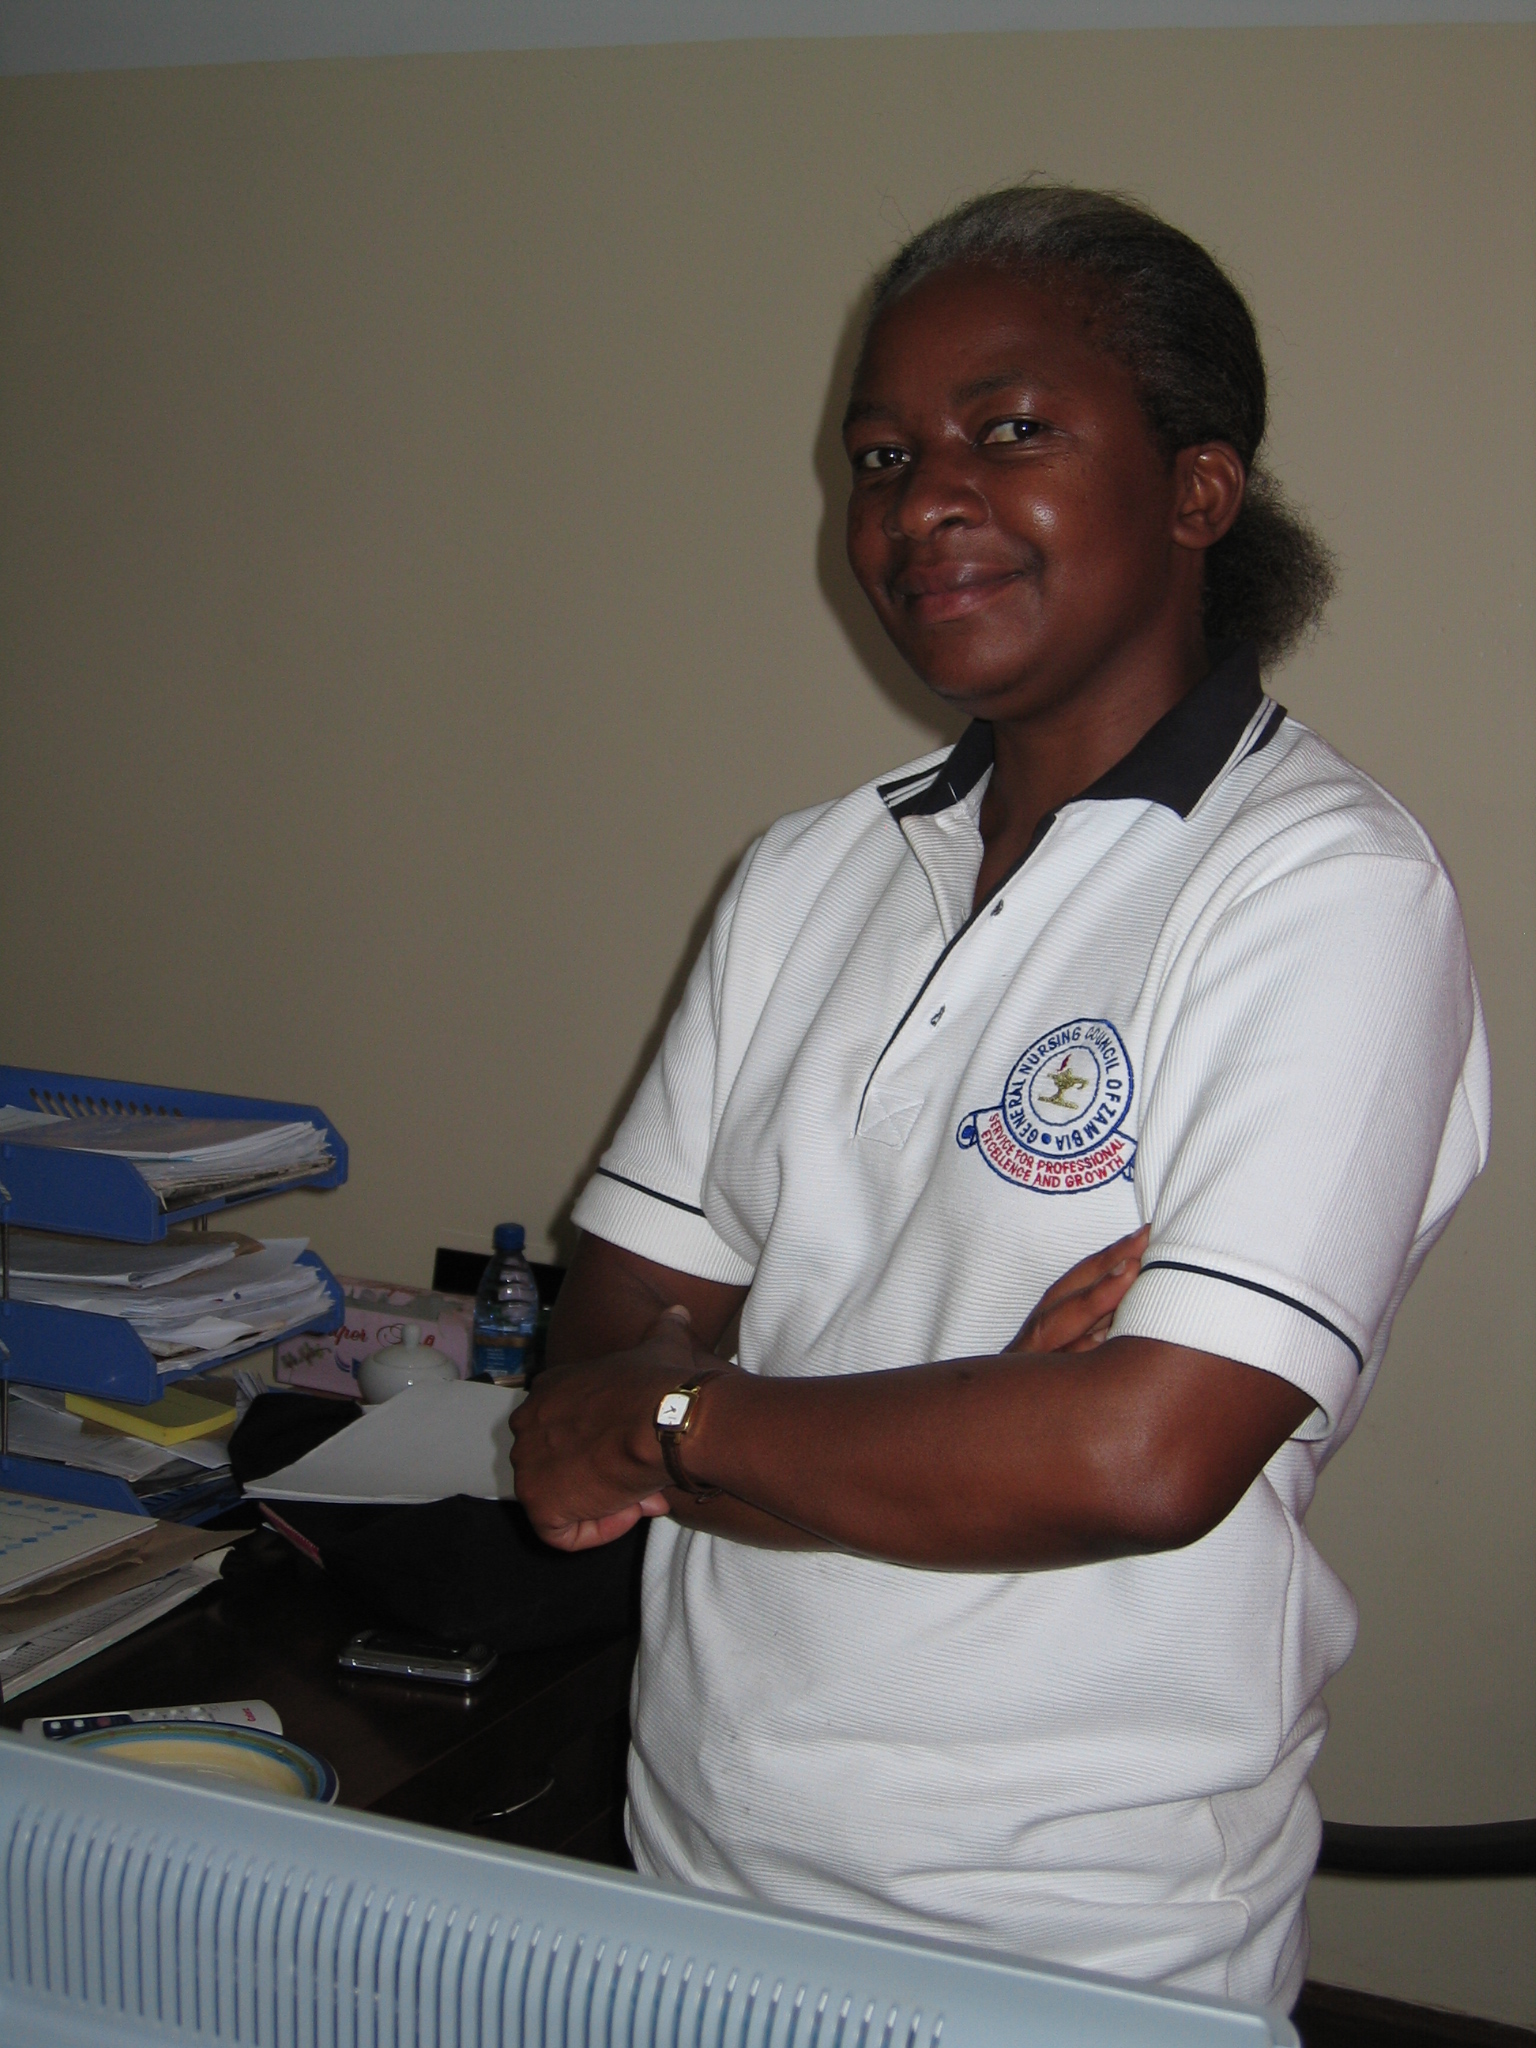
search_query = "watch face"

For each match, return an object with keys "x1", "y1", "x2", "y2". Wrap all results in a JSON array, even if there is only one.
[{"x1": 656, "y1": 1392, "x2": 691, "y2": 1429}]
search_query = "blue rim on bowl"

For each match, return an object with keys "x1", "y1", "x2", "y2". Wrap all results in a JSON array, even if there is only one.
[{"x1": 62, "y1": 1721, "x2": 339, "y2": 1803}]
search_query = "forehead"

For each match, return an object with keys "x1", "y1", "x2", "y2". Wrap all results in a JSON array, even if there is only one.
[{"x1": 847, "y1": 262, "x2": 1135, "y2": 422}]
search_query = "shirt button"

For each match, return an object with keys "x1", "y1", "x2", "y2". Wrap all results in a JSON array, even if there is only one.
[{"x1": 991, "y1": 899, "x2": 1005, "y2": 917}]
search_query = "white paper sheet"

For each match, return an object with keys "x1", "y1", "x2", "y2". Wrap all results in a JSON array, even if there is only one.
[
  {"x1": 0, "y1": 1107, "x2": 64, "y2": 1135},
  {"x1": 245, "y1": 1382, "x2": 524, "y2": 1505}
]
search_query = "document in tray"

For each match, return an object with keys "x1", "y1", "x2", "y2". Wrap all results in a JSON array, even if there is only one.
[
  {"x1": 2, "y1": 1390, "x2": 232, "y2": 1484},
  {"x1": 0, "y1": 1519, "x2": 224, "y2": 1629},
  {"x1": 0, "y1": 1548, "x2": 230, "y2": 1697},
  {"x1": 246, "y1": 1383, "x2": 524, "y2": 1505},
  {"x1": 4, "y1": 1229, "x2": 243, "y2": 1289},
  {"x1": 3, "y1": 1394, "x2": 177, "y2": 1482},
  {"x1": 0, "y1": 1493, "x2": 151, "y2": 1599},
  {"x1": 8, "y1": 1237, "x2": 332, "y2": 1371},
  {"x1": 3, "y1": 1113, "x2": 332, "y2": 1203}
]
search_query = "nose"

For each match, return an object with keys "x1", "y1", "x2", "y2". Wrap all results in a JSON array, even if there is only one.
[{"x1": 884, "y1": 445, "x2": 987, "y2": 541}]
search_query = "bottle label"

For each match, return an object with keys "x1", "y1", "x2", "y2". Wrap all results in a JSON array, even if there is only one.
[{"x1": 473, "y1": 1334, "x2": 530, "y2": 1386}]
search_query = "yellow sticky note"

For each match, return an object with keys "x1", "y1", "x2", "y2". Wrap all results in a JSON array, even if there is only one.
[{"x1": 65, "y1": 1386, "x2": 235, "y2": 1446}]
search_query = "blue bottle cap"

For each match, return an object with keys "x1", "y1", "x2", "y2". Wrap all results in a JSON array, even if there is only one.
[{"x1": 492, "y1": 1223, "x2": 526, "y2": 1254}]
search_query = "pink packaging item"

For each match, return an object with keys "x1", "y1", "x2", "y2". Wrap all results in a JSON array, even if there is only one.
[{"x1": 275, "y1": 1276, "x2": 474, "y2": 1398}]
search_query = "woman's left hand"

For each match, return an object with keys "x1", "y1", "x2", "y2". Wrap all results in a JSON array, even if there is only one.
[{"x1": 1007, "y1": 1225, "x2": 1150, "y2": 1354}]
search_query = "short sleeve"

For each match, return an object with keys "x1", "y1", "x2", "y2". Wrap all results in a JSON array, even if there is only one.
[
  {"x1": 571, "y1": 849, "x2": 760, "y2": 1285},
  {"x1": 1112, "y1": 852, "x2": 1487, "y2": 1438}
]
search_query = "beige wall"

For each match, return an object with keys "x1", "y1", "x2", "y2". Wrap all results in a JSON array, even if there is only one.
[{"x1": 1, "y1": 26, "x2": 1532, "y2": 2022}]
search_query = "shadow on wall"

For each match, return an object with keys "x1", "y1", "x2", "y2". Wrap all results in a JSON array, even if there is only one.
[{"x1": 544, "y1": 287, "x2": 966, "y2": 1258}]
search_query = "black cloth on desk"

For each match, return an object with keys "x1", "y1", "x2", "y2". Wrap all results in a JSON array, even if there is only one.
[
  {"x1": 228, "y1": 1392, "x2": 644, "y2": 1653},
  {"x1": 228, "y1": 1387, "x2": 363, "y2": 1476}
]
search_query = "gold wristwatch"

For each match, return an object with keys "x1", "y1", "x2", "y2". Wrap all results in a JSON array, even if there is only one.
[{"x1": 653, "y1": 1370, "x2": 724, "y2": 1500}]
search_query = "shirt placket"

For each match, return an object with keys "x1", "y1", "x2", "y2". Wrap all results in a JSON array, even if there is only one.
[{"x1": 855, "y1": 795, "x2": 996, "y2": 1143}]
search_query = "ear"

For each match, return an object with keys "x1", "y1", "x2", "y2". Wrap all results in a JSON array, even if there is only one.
[{"x1": 1171, "y1": 443, "x2": 1246, "y2": 552}]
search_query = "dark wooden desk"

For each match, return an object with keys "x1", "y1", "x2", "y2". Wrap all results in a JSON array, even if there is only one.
[{"x1": 0, "y1": 1534, "x2": 639, "y2": 1868}]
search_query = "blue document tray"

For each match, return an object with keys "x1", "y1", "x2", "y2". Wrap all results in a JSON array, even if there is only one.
[
  {"x1": 0, "y1": 1066, "x2": 349, "y2": 1513},
  {"x1": 0, "y1": 1065, "x2": 347, "y2": 1242},
  {"x1": 0, "y1": 1250, "x2": 344, "y2": 1400},
  {"x1": 0, "y1": 1250, "x2": 344, "y2": 1514}
]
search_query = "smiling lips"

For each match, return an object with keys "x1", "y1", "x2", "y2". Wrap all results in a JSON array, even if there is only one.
[{"x1": 894, "y1": 561, "x2": 1023, "y2": 623}]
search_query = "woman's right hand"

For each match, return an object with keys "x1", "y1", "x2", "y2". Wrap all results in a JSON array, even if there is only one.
[{"x1": 1006, "y1": 1225, "x2": 1150, "y2": 1355}]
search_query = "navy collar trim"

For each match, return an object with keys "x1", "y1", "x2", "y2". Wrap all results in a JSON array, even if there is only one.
[{"x1": 879, "y1": 642, "x2": 1280, "y2": 824}]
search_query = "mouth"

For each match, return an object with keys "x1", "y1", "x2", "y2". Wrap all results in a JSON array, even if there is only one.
[{"x1": 892, "y1": 562, "x2": 1021, "y2": 625}]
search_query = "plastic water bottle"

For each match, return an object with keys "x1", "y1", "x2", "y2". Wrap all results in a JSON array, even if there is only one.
[{"x1": 472, "y1": 1223, "x2": 540, "y2": 1385}]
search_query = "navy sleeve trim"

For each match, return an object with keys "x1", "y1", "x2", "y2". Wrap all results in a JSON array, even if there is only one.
[
  {"x1": 594, "y1": 1167, "x2": 707, "y2": 1218},
  {"x1": 1139, "y1": 1259, "x2": 1364, "y2": 1371}
]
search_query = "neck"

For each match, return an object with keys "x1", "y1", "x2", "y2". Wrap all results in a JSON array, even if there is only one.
[{"x1": 973, "y1": 623, "x2": 1209, "y2": 907}]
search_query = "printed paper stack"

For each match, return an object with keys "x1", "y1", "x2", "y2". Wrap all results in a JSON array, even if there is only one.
[
  {"x1": 4, "y1": 1233, "x2": 331, "y2": 1370},
  {"x1": 0, "y1": 1493, "x2": 230, "y2": 1698}
]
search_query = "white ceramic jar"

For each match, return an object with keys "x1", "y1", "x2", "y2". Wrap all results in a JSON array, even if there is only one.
[{"x1": 355, "y1": 1323, "x2": 459, "y2": 1404}]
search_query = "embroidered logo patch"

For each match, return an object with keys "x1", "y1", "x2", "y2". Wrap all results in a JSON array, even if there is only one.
[{"x1": 957, "y1": 1017, "x2": 1136, "y2": 1193}]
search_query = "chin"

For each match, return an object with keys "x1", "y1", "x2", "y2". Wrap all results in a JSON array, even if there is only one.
[
  {"x1": 892, "y1": 626, "x2": 1044, "y2": 716},
  {"x1": 909, "y1": 657, "x2": 1033, "y2": 718}
]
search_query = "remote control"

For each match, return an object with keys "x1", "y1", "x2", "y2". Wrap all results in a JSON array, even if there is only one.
[{"x1": 21, "y1": 1699, "x2": 282, "y2": 1742}]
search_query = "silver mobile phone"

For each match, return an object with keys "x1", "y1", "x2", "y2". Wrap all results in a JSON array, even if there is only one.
[{"x1": 337, "y1": 1630, "x2": 498, "y2": 1687}]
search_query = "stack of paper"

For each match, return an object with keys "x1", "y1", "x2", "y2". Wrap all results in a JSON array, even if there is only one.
[
  {"x1": 3, "y1": 1229, "x2": 243, "y2": 1290},
  {"x1": 3, "y1": 1389, "x2": 238, "y2": 1522},
  {"x1": 6, "y1": 1237, "x2": 331, "y2": 1370},
  {"x1": 0, "y1": 1108, "x2": 332, "y2": 1207},
  {"x1": 5, "y1": 1388, "x2": 233, "y2": 1485},
  {"x1": 0, "y1": 1493, "x2": 229, "y2": 1698},
  {"x1": 247, "y1": 1381, "x2": 523, "y2": 1505},
  {"x1": 7, "y1": 1390, "x2": 188, "y2": 1482},
  {"x1": 0, "y1": 1492, "x2": 149, "y2": 1598}
]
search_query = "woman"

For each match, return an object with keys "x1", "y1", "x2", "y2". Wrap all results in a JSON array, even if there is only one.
[{"x1": 511, "y1": 187, "x2": 1489, "y2": 2010}]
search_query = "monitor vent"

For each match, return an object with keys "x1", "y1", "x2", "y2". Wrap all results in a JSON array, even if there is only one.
[{"x1": 3, "y1": 1802, "x2": 942, "y2": 2048}]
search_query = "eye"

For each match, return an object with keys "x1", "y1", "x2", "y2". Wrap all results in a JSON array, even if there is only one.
[
  {"x1": 980, "y1": 416, "x2": 1042, "y2": 447},
  {"x1": 850, "y1": 443, "x2": 908, "y2": 475}
]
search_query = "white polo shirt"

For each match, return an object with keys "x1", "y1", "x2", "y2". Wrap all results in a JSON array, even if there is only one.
[{"x1": 570, "y1": 644, "x2": 1490, "y2": 2009}]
